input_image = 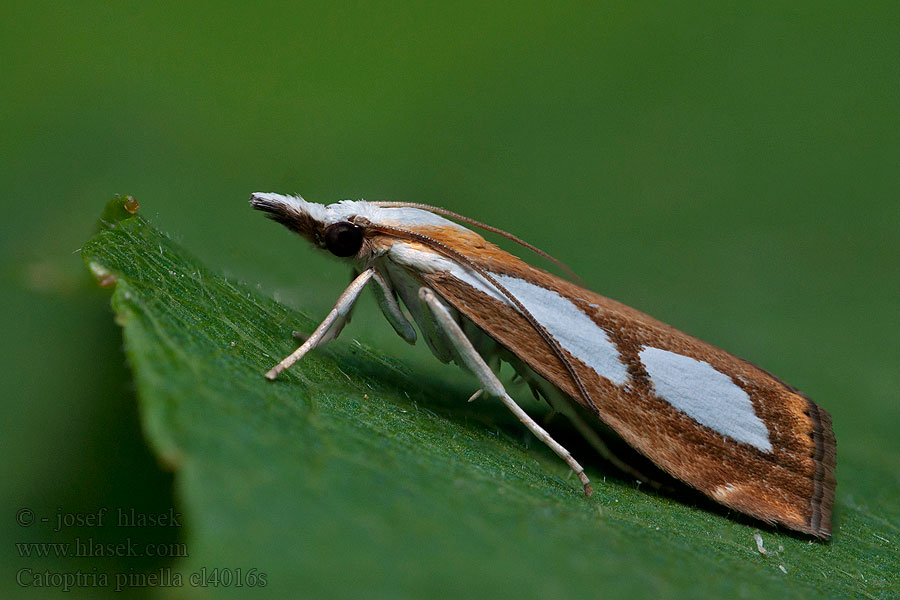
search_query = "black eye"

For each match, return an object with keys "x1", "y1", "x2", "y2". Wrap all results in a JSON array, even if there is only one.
[{"x1": 324, "y1": 222, "x2": 364, "y2": 257}]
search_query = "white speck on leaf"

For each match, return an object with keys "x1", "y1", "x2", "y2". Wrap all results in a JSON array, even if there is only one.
[{"x1": 754, "y1": 532, "x2": 767, "y2": 555}]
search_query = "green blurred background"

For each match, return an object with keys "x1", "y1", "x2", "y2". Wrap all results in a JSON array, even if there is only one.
[{"x1": 2, "y1": 1, "x2": 898, "y2": 598}]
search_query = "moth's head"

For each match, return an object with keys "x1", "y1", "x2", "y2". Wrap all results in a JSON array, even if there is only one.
[
  {"x1": 251, "y1": 191, "x2": 585, "y2": 298},
  {"x1": 250, "y1": 192, "x2": 476, "y2": 263},
  {"x1": 249, "y1": 192, "x2": 376, "y2": 259}
]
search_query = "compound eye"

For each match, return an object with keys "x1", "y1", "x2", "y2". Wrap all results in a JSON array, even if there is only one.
[{"x1": 323, "y1": 222, "x2": 364, "y2": 257}]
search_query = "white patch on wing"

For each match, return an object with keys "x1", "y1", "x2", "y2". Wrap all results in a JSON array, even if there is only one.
[
  {"x1": 494, "y1": 275, "x2": 630, "y2": 386},
  {"x1": 639, "y1": 347, "x2": 772, "y2": 452},
  {"x1": 387, "y1": 244, "x2": 629, "y2": 385}
]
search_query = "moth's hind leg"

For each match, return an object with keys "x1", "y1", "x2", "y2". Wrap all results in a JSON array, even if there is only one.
[
  {"x1": 418, "y1": 287, "x2": 593, "y2": 496},
  {"x1": 527, "y1": 378, "x2": 668, "y2": 491}
]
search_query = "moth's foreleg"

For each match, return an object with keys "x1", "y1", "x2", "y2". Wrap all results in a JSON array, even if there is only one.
[
  {"x1": 264, "y1": 268, "x2": 375, "y2": 380},
  {"x1": 291, "y1": 269, "x2": 368, "y2": 344},
  {"x1": 313, "y1": 268, "x2": 366, "y2": 346},
  {"x1": 418, "y1": 287, "x2": 593, "y2": 496}
]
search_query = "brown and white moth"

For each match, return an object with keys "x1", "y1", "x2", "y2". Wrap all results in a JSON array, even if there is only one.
[{"x1": 249, "y1": 192, "x2": 836, "y2": 539}]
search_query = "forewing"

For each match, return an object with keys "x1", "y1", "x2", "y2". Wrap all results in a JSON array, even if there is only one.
[{"x1": 421, "y1": 261, "x2": 836, "y2": 538}]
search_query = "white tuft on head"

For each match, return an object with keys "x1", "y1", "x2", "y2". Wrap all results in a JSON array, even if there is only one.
[
  {"x1": 250, "y1": 192, "x2": 329, "y2": 223},
  {"x1": 250, "y1": 192, "x2": 466, "y2": 230}
]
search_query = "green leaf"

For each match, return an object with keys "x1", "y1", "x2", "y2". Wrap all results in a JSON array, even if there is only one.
[{"x1": 83, "y1": 196, "x2": 897, "y2": 599}]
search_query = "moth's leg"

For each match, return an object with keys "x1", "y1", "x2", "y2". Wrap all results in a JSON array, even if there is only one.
[
  {"x1": 316, "y1": 268, "x2": 369, "y2": 345},
  {"x1": 291, "y1": 268, "x2": 365, "y2": 345},
  {"x1": 370, "y1": 269, "x2": 417, "y2": 344},
  {"x1": 265, "y1": 268, "x2": 375, "y2": 380},
  {"x1": 293, "y1": 269, "x2": 416, "y2": 348},
  {"x1": 554, "y1": 392, "x2": 663, "y2": 489},
  {"x1": 525, "y1": 383, "x2": 559, "y2": 424},
  {"x1": 566, "y1": 404, "x2": 664, "y2": 489},
  {"x1": 418, "y1": 287, "x2": 593, "y2": 496},
  {"x1": 528, "y1": 378, "x2": 664, "y2": 489},
  {"x1": 413, "y1": 288, "x2": 455, "y2": 364}
]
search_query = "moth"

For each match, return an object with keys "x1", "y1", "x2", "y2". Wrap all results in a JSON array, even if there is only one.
[{"x1": 249, "y1": 192, "x2": 836, "y2": 539}]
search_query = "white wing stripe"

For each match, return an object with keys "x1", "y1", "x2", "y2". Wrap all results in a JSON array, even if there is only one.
[
  {"x1": 388, "y1": 243, "x2": 629, "y2": 385},
  {"x1": 493, "y1": 275, "x2": 630, "y2": 386}
]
